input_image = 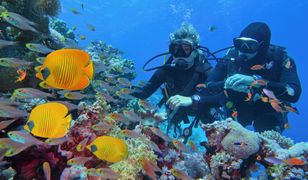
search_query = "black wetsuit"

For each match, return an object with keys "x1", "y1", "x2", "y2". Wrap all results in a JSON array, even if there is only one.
[
  {"x1": 132, "y1": 53, "x2": 212, "y2": 133},
  {"x1": 199, "y1": 23, "x2": 302, "y2": 132}
]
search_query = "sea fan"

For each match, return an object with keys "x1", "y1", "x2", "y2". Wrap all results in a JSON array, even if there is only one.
[{"x1": 29, "y1": 0, "x2": 61, "y2": 17}]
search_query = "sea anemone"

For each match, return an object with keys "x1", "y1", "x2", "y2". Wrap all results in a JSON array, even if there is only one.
[{"x1": 29, "y1": 0, "x2": 61, "y2": 17}]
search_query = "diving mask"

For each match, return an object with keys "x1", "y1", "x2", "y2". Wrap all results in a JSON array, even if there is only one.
[
  {"x1": 233, "y1": 37, "x2": 260, "y2": 54},
  {"x1": 169, "y1": 39, "x2": 196, "y2": 58}
]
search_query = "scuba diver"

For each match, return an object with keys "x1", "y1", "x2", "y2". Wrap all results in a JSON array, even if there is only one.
[
  {"x1": 170, "y1": 22, "x2": 301, "y2": 133},
  {"x1": 131, "y1": 23, "x2": 213, "y2": 140}
]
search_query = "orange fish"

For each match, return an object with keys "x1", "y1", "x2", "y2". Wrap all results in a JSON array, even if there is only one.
[
  {"x1": 15, "y1": 69, "x2": 27, "y2": 82},
  {"x1": 256, "y1": 155, "x2": 261, "y2": 161},
  {"x1": 269, "y1": 99, "x2": 284, "y2": 113},
  {"x1": 250, "y1": 64, "x2": 265, "y2": 70},
  {"x1": 140, "y1": 158, "x2": 162, "y2": 180},
  {"x1": 43, "y1": 162, "x2": 51, "y2": 180},
  {"x1": 284, "y1": 157, "x2": 306, "y2": 166},
  {"x1": 35, "y1": 49, "x2": 94, "y2": 90},
  {"x1": 284, "y1": 59, "x2": 292, "y2": 69},
  {"x1": 173, "y1": 140, "x2": 189, "y2": 153},
  {"x1": 284, "y1": 105, "x2": 299, "y2": 114},
  {"x1": 138, "y1": 99, "x2": 158, "y2": 111},
  {"x1": 245, "y1": 92, "x2": 252, "y2": 101},
  {"x1": 149, "y1": 127, "x2": 173, "y2": 142},
  {"x1": 261, "y1": 96, "x2": 269, "y2": 103},
  {"x1": 250, "y1": 79, "x2": 268, "y2": 88},
  {"x1": 187, "y1": 140, "x2": 198, "y2": 153},
  {"x1": 231, "y1": 110, "x2": 238, "y2": 118}
]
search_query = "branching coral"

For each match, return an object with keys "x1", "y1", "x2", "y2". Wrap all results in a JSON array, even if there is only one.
[
  {"x1": 260, "y1": 130, "x2": 294, "y2": 149},
  {"x1": 110, "y1": 137, "x2": 158, "y2": 179}
]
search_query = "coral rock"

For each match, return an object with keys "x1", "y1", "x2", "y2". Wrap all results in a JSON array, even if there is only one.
[{"x1": 221, "y1": 121, "x2": 261, "y2": 159}]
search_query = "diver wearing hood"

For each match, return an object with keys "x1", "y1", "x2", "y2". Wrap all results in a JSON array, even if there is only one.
[
  {"x1": 187, "y1": 22, "x2": 301, "y2": 133},
  {"x1": 131, "y1": 23, "x2": 212, "y2": 138}
]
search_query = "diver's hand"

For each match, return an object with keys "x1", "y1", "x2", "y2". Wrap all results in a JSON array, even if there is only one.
[
  {"x1": 225, "y1": 74, "x2": 253, "y2": 93},
  {"x1": 166, "y1": 95, "x2": 193, "y2": 110}
]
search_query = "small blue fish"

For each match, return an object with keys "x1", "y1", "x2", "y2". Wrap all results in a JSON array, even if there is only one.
[
  {"x1": 234, "y1": 141, "x2": 248, "y2": 147},
  {"x1": 285, "y1": 84, "x2": 295, "y2": 96},
  {"x1": 265, "y1": 61, "x2": 274, "y2": 69}
]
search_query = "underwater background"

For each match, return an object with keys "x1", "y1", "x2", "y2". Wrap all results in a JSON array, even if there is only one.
[
  {"x1": 0, "y1": 0, "x2": 307, "y2": 179},
  {"x1": 60, "y1": 0, "x2": 308, "y2": 142}
]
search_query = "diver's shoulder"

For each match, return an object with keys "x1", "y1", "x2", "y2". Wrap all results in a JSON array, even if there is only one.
[{"x1": 267, "y1": 44, "x2": 292, "y2": 62}]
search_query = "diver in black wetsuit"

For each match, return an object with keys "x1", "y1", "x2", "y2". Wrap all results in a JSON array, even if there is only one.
[
  {"x1": 131, "y1": 23, "x2": 212, "y2": 138},
  {"x1": 191, "y1": 22, "x2": 301, "y2": 133}
]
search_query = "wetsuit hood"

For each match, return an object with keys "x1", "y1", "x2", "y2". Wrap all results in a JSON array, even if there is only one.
[{"x1": 238, "y1": 22, "x2": 271, "y2": 65}]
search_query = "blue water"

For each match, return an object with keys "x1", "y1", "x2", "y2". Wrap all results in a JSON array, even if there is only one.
[{"x1": 60, "y1": 0, "x2": 308, "y2": 142}]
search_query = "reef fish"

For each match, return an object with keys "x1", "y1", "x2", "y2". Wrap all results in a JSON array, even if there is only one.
[
  {"x1": 208, "y1": 25, "x2": 217, "y2": 32},
  {"x1": 43, "y1": 162, "x2": 51, "y2": 180},
  {"x1": 0, "y1": 105, "x2": 29, "y2": 118},
  {"x1": 35, "y1": 49, "x2": 94, "y2": 90},
  {"x1": 64, "y1": 91, "x2": 91, "y2": 100},
  {"x1": 0, "y1": 97, "x2": 20, "y2": 106},
  {"x1": 36, "y1": 57, "x2": 46, "y2": 64},
  {"x1": 86, "y1": 136, "x2": 128, "y2": 163},
  {"x1": 149, "y1": 127, "x2": 173, "y2": 142},
  {"x1": 138, "y1": 100, "x2": 158, "y2": 111},
  {"x1": 173, "y1": 140, "x2": 189, "y2": 153},
  {"x1": 284, "y1": 157, "x2": 306, "y2": 166},
  {"x1": 0, "y1": 58, "x2": 32, "y2": 68},
  {"x1": 116, "y1": 91, "x2": 134, "y2": 100},
  {"x1": 8, "y1": 130, "x2": 44, "y2": 145},
  {"x1": 0, "y1": 39, "x2": 18, "y2": 48},
  {"x1": 11, "y1": 88, "x2": 54, "y2": 100},
  {"x1": 0, "y1": 119, "x2": 17, "y2": 131},
  {"x1": 26, "y1": 43, "x2": 54, "y2": 54},
  {"x1": 0, "y1": 11, "x2": 38, "y2": 33},
  {"x1": 76, "y1": 137, "x2": 90, "y2": 152},
  {"x1": 0, "y1": 138, "x2": 34, "y2": 158},
  {"x1": 87, "y1": 168, "x2": 121, "y2": 178},
  {"x1": 262, "y1": 88, "x2": 277, "y2": 99},
  {"x1": 86, "y1": 24, "x2": 96, "y2": 31},
  {"x1": 45, "y1": 136, "x2": 69, "y2": 146},
  {"x1": 106, "y1": 113, "x2": 128, "y2": 123},
  {"x1": 79, "y1": 34, "x2": 86, "y2": 40},
  {"x1": 250, "y1": 64, "x2": 265, "y2": 70},
  {"x1": 122, "y1": 110, "x2": 143, "y2": 123},
  {"x1": 187, "y1": 140, "x2": 198, "y2": 153},
  {"x1": 24, "y1": 102, "x2": 72, "y2": 138},
  {"x1": 54, "y1": 101, "x2": 79, "y2": 112},
  {"x1": 15, "y1": 69, "x2": 27, "y2": 82},
  {"x1": 170, "y1": 168, "x2": 194, "y2": 180},
  {"x1": 67, "y1": 156, "x2": 92, "y2": 166},
  {"x1": 91, "y1": 122, "x2": 113, "y2": 132},
  {"x1": 121, "y1": 129, "x2": 143, "y2": 139},
  {"x1": 117, "y1": 78, "x2": 132, "y2": 87},
  {"x1": 140, "y1": 158, "x2": 162, "y2": 180},
  {"x1": 71, "y1": 8, "x2": 80, "y2": 14}
]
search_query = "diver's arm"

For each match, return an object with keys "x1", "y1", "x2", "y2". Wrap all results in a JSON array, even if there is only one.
[
  {"x1": 196, "y1": 61, "x2": 228, "y2": 108},
  {"x1": 204, "y1": 60, "x2": 228, "y2": 91},
  {"x1": 266, "y1": 58, "x2": 301, "y2": 103},
  {"x1": 131, "y1": 69, "x2": 166, "y2": 99},
  {"x1": 198, "y1": 91, "x2": 225, "y2": 107}
]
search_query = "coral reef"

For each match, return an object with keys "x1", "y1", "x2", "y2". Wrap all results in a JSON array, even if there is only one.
[
  {"x1": 261, "y1": 130, "x2": 294, "y2": 149},
  {"x1": 28, "y1": 0, "x2": 61, "y2": 17},
  {"x1": 0, "y1": 1, "x2": 307, "y2": 180}
]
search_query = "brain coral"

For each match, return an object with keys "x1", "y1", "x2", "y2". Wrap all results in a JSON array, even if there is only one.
[{"x1": 221, "y1": 121, "x2": 261, "y2": 159}]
